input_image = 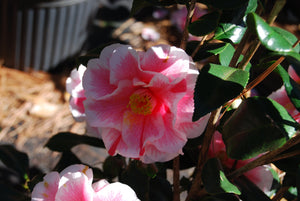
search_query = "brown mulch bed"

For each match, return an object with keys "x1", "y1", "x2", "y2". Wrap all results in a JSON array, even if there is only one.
[{"x1": 0, "y1": 64, "x2": 88, "y2": 171}]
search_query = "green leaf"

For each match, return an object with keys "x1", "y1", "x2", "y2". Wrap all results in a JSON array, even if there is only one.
[
  {"x1": 214, "y1": 23, "x2": 246, "y2": 44},
  {"x1": 275, "y1": 65, "x2": 300, "y2": 112},
  {"x1": 202, "y1": 158, "x2": 241, "y2": 195},
  {"x1": 246, "y1": 13, "x2": 299, "y2": 54},
  {"x1": 272, "y1": 27, "x2": 300, "y2": 52},
  {"x1": 0, "y1": 145, "x2": 29, "y2": 179},
  {"x1": 193, "y1": 64, "x2": 249, "y2": 121},
  {"x1": 213, "y1": 0, "x2": 257, "y2": 43},
  {"x1": 218, "y1": 43, "x2": 252, "y2": 70},
  {"x1": 221, "y1": 96, "x2": 297, "y2": 160},
  {"x1": 53, "y1": 151, "x2": 82, "y2": 172},
  {"x1": 186, "y1": 42, "x2": 228, "y2": 61},
  {"x1": 45, "y1": 132, "x2": 105, "y2": 152},
  {"x1": 188, "y1": 11, "x2": 220, "y2": 36},
  {"x1": 219, "y1": 43, "x2": 236, "y2": 66},
  {"x1": 199, "y1": 0, "x2": 249, "y2": 10}
]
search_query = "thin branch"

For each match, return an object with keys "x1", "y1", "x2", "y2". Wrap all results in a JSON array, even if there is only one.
[
  {"x1": 271, "y1": 186, "x2": 290, "y2": 201},
  {"x1": 173, "y1": 156, "x2": 180, "y2": 201},
  {"x1": 229, "y1": 29, "x2": 251, "y2": 68},
  {"x1": 185, "y1": 108, "x2": 222, "y2": 201},
  {"x1": 191, "y1": 35, "x2": 208, "y2": 58},
  {"x1": 267, "y1": 0, "x2": 287, "y2": 25},
  {"x1": 227, "y1": 134, "x2": 300, "y2": 180},
  {"x1": 180, "y1": 0, "x2": 197, "y2": 50}
]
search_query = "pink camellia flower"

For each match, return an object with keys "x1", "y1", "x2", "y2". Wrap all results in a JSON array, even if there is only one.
[
  {"x1": 31, "y1": 164, "x2": 140, "y2": 201},
  {"x1": 66, "y1": 65, "x2": 102, "y2": 137},
  {"x1": 208, "y1": 132, "x2": 273, "y2": 193},
  {"x1": 66, "y1": 64, "x2": 87, "y2": 122},
  {"x1": 82, "y1": 43, "x2": 210, "y2": 163},
  {"x1": 171, "y1": 5, "x2": 206, "y2": 31},
  {"x1": 268, "y1": 66, "x2": 300, "y2": 122}
]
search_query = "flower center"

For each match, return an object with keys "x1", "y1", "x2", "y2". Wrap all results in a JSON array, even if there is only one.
[{"x1": 128, "y1": 89, "x2": 156, "y2": 115}]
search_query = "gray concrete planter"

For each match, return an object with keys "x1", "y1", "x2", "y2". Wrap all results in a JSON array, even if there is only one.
[{"x1": 0, "y1": 0, "x2": 100, "y2": 71}]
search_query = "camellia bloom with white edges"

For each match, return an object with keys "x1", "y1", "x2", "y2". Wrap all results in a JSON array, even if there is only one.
[
  {"x1": 66, "y1": 64, "x2": 87, "y2": 122},
  {"x1": 208, "y1": 132, "x2": 273, "y2": 193},
  {"x1": 31, "y1": 164, "x2": 140, "y2": 201},
  {"x1": 82, "y1": 43, "x2": 210, "y2": 163}
]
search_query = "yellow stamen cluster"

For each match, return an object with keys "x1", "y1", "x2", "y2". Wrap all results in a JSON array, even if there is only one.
[{"x1": 128, "y1": 92, "x2": 154, "y2": 115}]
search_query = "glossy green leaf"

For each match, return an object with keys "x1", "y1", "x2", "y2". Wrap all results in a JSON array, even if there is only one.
[
  {"x1": 246, "y1": 13, "x2": 299, "y2": 54},
  {"x1": 214, "y1": 23, "x2": 246, "y2": 44},
  {"x1": 0, "y1": 145, "x2": 29, "y2": 179},
  {"x1": 53, "y1": 151, "x2": 82, "y2": 172},
  {"x1": 218, "y1": 43, "x2": 251, "y2": 70},
  {"x1": 45, "y1": 132, "x2": 105, "y2": 152},
  {"x1": 218, "y1": 44, "x2": 235, "y2": 66},
  {"x1": 213, "y1": 0, "x2": 256, "y2": 43},
  {"x1": 275, "y1": 65, "x2": 300, "y2": 111},
  {"x1": 193, "y1": 64, "x2": 249, "y2": 121},
  {"x1": 188, "y1": 11, "x2": 220, "y2": 36},
  {"x1": 202, "y1": 158, "x2": 241, "y2": 195},
  {"x1": 199, "y1": 0, "x2": 249, "y2": 10},
  {"x1": 272, "y1": 27, "x2": 300, "y2": 52},
  {"x1": 186, "y1": 42, "x2": 228, "y2": 61},
  {"x1": 221, "y1": 96, "x2": 297, "y2": 160}
]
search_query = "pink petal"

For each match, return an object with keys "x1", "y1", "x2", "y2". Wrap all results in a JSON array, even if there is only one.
[
  {"x1": 92, "y1": 179, "x2": 110, "y2": 192},
  {"x1": 55, "y1": 172, "x2": 94, "y2": 201},
  {"x1": 93, "y1": 182, "x2": 140, "y2": 201},
  {"x1": 98, "y1": 44, "x2": 125, "y2": 69},
  {"x1": 243, "y1": 164, "x2": 273, "y2": 193},
  {"x1": 66, "y1": 65, "x2": 86, "y2": 98},
  {"x1": 140, "y1": 144, "x2": 179, "y2": 163},
  {"x1": 31, "y1": 172, "x2": 60, "y2": 201},
  {"x1": 109, "y1": 45, "x2": 141, "y2": 85},
  {"x1": 121, "y1": 111, "x2": 165, "y2": 157},
  {"x1": 83, "y1": 58, "x2": 116, "y2": 100},
  {"x1": 84, "y1": 80, "x2": 135, "y2": 129},
  {"x1": 59, "y1": 164, "x2": 93, "y2": 184},
  {"x1": 176, "y1": 93, "x2": 210, "y2": 138},
  {"x1": 288, "y1": 66, "x2": 300, "y2": 82},
  {"x1": 151, "y1": 117, "x2": 187, "y2": 154},
  {"x1": 69, "y1": 96, "x2": 86, "y2": 122},
  {"x1": 140, "y1": 45, "x2": 192, "y2": 81},
  {"x1": 101, "y1": 128, "x2": 137, "y2": 158}
]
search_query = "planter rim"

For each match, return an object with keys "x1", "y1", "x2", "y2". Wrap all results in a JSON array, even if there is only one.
[{"x1": 14, "y1": 0, "x2": 97, "y2": 8}]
